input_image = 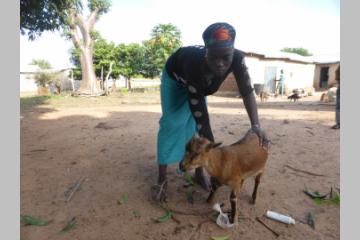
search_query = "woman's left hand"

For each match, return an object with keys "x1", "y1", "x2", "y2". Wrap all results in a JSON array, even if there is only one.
[{"x1": 251, "y1": 125, "x2": 270, "y2": 150}]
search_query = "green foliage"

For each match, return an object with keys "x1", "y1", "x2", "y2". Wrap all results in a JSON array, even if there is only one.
[
  {"x1": 280, "y1": 47, "x2": 313, "y2": 56},
  {"x1": 117, "y1": 192, "x2": 129, "y2": 205},
  {"x1": 60, "y1": 217, "x2": 77, "y2": 233},
  {"x1": 20, "y1": 0, "x2": 111, "y2": 40},
  {"x1": 20, "y1": 0, "x2": 82, "y2": 40},
  {"x1": 34, "y1": 72, "x2": 61, "y2": 88},
  {"x1": 20, "y1": 96, "x2": 52, "y2": 109},
  {"x1": 21, "y1": 215, "x2": 50, "y2": 226},
  {"x1": 132, "y1": 210, "x2": 141, "y2": 218},
  {"x1": 88, "y1": 0, "x2": 111, "y2": 14},
  {"x1": 313, "y1": 192, "x2": 340, "y2": 205},
  {"x1": 70, "y1": 23, "x2": 182, "y2": 81},
  {"x1": 30, "y1": 59, "x2": 52, "y2": 69},
  {"x1": 155, "y1": 210, "x2": 173, "y2": 223},
  {"x1": 116, "y1": 43, "x2": 146, "y2": 80},
  {"x1": 142, "y1": 23, "x2": 182, "y2": 78}
]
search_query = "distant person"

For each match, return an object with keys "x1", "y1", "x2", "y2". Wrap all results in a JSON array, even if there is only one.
[
  {"x1": 152, "y1": 22, "x2": 269, "y2": 203},
  {"x1": 331, "y1": 65, "x2": 340, "y2": 129},
  {"x1": 276, "y1": 69, "x2": 285, "y2": 95}
]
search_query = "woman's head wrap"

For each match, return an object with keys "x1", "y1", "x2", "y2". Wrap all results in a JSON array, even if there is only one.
[{"x1": 202, "y1": 22, "x2": 236, "y2": 48}]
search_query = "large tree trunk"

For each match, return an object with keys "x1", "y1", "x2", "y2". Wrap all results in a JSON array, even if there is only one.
[
  {"x1": 127, "y1": 78, "x2": 132, "y2": 92},
  {"x1": 77, "y1": 48, "x2": 100, "y2": 95},
  {"x1": 69, "y1": 8, "x2": 101, "y2": 96}
]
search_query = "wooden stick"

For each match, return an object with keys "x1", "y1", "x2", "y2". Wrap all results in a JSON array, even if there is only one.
[
  {"x1": 171, "y1": 215, "x2": 181, "y2": 224},
  {"x1": 65, "y1": 176, "x2": 86, "y2": 202},
  {"x1": 306, "y1": 130, "x2": 315, "y2": 136},
  {"x1": 284, "y1": 164, "x2": 326, "y2": 177},
  {"x1": 256, "y1": 216, "x2": 280, "y2": 237},
  {"x1": 29, "y1": 149, "x2": 47, "y2": 152}
]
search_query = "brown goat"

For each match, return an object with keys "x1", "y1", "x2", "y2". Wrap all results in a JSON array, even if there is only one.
[
  {"x1": 259, "y1": 90, "x2": 269, "y2": 102},
  {"x1": 182, "y1": 130, "x2": 268, "y2": 223}
]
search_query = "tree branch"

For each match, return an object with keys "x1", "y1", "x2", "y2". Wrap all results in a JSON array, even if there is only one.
[
  {"x1": 73, "y1": 12, "x2": 89, "y2": 46},
  {"x1": 87, "y1": 8, "x2": 99, "y2": 30}
]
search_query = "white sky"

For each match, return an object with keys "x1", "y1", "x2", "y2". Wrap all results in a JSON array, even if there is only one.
[{"x1": 20, "y1": 0, "x2": 340, "y2": 70}]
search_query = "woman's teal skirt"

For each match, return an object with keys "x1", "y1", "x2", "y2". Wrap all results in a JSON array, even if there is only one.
[{"x1": 157, "y1": 69, "x2": 197, "y2": 165}]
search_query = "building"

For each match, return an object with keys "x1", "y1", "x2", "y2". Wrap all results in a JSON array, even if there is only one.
[
  {"x1": 20, "y1": 65, "x2": 75, "y2": 95},
  {"x1": 218, "y1": 50, "x2": 339, "y2": 96}
]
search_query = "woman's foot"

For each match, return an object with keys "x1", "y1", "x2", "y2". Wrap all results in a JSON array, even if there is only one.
[
  {"x1": 331, "y1": 123, "x2": 340, "y2": 129},
  {"x1": 151, "y1": 179, "x2": 168, "y2": 203},
  {"x1": 194, "y1": 168, "x2": 211, "y2": 192}
]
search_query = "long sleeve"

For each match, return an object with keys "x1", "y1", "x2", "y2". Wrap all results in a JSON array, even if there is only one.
[{"x1": 186, "y1": 84, "x2": 214, "y2": 141}]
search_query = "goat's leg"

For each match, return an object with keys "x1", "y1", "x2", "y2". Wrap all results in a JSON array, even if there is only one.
[
  {"x1": 229, "y1": 189, "x2": 239, "y2": 224},
  {"x1": 206, "y1": 177, "x2": 221, "y2": 203},
  {"x1": 229, "y1": 181, "x2": 243, "y2": 224},
  {"x1": 251, "y1": 173, "x2": 262, "y2": 204}
]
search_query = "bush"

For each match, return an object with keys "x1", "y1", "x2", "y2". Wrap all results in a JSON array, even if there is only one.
[{"x1": 34, "y1": 72, "x2": 61, "y2": 88}]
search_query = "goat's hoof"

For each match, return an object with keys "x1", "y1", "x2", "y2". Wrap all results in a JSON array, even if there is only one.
[{"x1": 250, "y1": 198, "x2": 256, "y2": 205}]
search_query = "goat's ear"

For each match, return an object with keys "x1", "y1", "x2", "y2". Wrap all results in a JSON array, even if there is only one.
[{"x1": 205, "y1": 142, "x2": 222, "y2": 151}]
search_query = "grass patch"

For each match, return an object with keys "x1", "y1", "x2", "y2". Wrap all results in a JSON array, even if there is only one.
[
  {"x1": 313, "y1": 192, "x2": 340, "y2": 205},
  {"x1": 20, "y1": 95, "x2": 52, "y2": 108}
]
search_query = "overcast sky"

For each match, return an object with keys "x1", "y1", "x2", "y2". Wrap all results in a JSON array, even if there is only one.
[{"x1": 20, "y1": 0, "x2": 340, "y2": 70}]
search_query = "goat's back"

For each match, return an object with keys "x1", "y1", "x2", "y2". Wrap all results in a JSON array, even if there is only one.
[{"x1": 218, "y1": 132, "x2": 268, "y2": 181}]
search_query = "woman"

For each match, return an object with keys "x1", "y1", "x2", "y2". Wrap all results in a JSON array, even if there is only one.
[
  {"x1": 153, "y1": 22, "x2": 269, "y2": 202},
  {"x1": 331, "y1": 65, "x2": 340, "y2": 129}
]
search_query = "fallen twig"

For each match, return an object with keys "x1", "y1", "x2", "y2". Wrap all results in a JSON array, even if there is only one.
[
  {"x1": 284, "y1": 164, "x2": 326, "y2": 177},
  {"x1": 29, "y1": 149, "x2": 47, "y2": 152},
  {"x1": 256, "y1": 216, "x2": 280, "y2": 237},
  {"x1": 65, "y1": 176, "x2": 86, "y2": 202},
  {"x1": 306, "y1": 130, "x2": 315, "y2": 136},
  {"x1": 171, "y1": 215, "x2": 181, "y2": 224}
]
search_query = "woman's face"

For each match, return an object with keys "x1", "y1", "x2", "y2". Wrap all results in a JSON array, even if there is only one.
[{"x1": 205, "y1": 47, "x2": 234, "y2": 77}]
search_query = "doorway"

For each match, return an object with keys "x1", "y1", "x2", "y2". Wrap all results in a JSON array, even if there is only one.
[
  {"x1": 319, "y1": 67, "x2": 329, "y2": 89},
  {"x1": 264, "y1": 66, "x2": 277, "y2": 93}
]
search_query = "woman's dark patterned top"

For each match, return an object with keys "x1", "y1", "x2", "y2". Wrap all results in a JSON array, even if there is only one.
[{"x1": 165, "y1": 46, "x2": 254, "y2": 141}]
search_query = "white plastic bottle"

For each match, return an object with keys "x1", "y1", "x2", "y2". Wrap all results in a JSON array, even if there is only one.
[{"x1": 266, "y1": 210, "x2": 296, "y2": 225}]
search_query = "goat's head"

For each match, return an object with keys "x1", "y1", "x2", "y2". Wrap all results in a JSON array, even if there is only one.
[{"x1": 181, "y1": 135, "x2": 222, "y2": 171}]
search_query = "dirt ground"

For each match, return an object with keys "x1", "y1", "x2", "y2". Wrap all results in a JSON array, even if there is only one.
[{"x1": 20, "y1": 92, "x2": 339, "y2": 240}]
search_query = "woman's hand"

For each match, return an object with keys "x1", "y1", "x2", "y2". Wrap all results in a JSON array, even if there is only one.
[{"x1": 251, "y1": 125, "x2": 270, "y2": 150}]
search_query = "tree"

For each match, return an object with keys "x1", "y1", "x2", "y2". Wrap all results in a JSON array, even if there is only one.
[
  {"x1": 31, "y1": 59, "x2": 61, "y2": 93},
  {"x1": 280, "y1": 47, "x2": 313, "y2": 56},
  {"x1": 142, "y1": 23, "x2": 182, "y2": 78},
  {"x1": 30, "y1": 59, "x2": 52, "y2": 69},
  {"x1": 71, "y1": 32, "x2": 121, "y2": 93},
  {"x1": 116, "y1": 43, "x2": 146, "y2": 91},
  {"x1": 64, "y1": 0, "x2": 112, "y2": 95},
  {"x1": 20, "y1": 0, "x2": 75, "y2": 40},
  {"x1": 21, "y1": 0, "x2": 112, "y2": 96}
]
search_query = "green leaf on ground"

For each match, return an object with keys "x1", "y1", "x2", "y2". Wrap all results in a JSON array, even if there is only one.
[
  {"x1": 306, "y1": 212, "x2": 315, "y2": 229},
  {"x1": 60, "y1": 217, "x2": 77, "y2": 233},
  {"x1": 117, "y1": 192, "x2": 129, "y2": 205},
  {"x1": 155, "y1": 210, "x2": 172, "y2": 223},
  {"x1": 184, "y1": 173, "x2": 194, "y2": 185},
  {"x1": 132, "y1": 210, "x2": 141, "y2": 218},
  {"x1": 211, "y1": 235, "x2": 230, "y2": 240},
  {"x1": 303, "y1": 187, "x2": 328, "y2": 199},
  {"x1": 21, "y1": 215, "x2": 50, "y2": 226},
  {"x1": 313, "y1": 191, "x2": 340, "y2": 205}
]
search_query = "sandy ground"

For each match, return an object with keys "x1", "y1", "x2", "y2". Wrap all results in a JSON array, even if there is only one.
[{"x1": 20, "y1": 93, "x2": 339, "y2": 240}]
